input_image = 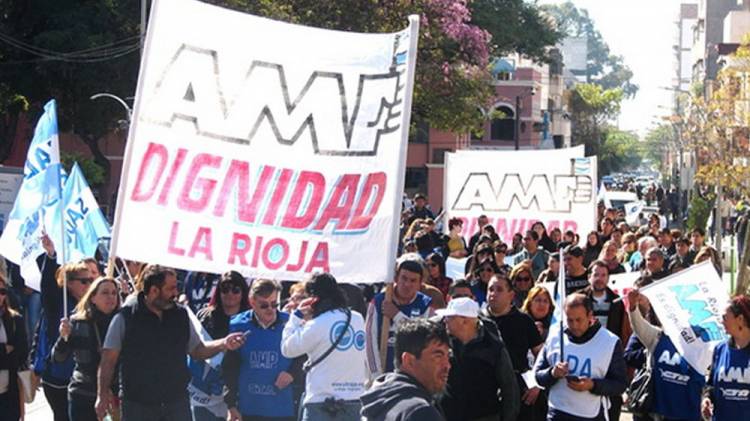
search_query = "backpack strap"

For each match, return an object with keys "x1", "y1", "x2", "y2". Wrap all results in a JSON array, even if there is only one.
[{"x1": 302, "y1": 308, "x2": 351, "y2": 373}]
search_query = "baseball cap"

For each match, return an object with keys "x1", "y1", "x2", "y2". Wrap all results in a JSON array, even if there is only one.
[{"x1": 435, "y1": 297, "x2": 480, "y2": 318}]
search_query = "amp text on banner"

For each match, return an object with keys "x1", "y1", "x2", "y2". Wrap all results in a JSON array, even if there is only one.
[{"x1": 110, "y1": 0, "x2": 420, "y2": 283}]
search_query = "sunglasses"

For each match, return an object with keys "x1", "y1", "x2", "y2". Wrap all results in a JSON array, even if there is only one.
[
  {"x1": 427, "y1": 262, "x2": 439, "y2": 268},
  {"x1": 452, "y1": 293, "x2": 473, "y2": 299},
  {"x1": 515, "y1": 276, "x2": 532, "y2": 282},
  {"x1": 495, "y1": 248, "x2": 507, "y2": 253},
  {"x1": 256, "y1": 301, "x2": 279, "y2": 310},
  {"x1": 480, "y1": 267, "x2": 495, "y2": 273},
  {"x1": 72, "y1": 277, "x2": 94, "y2": 285},
  {"x1": 0, "y1": 288, "x2": 7, "y2": 296},
  {"x1": 220, "y1": 284, "x2": 242, "y2": 294}
]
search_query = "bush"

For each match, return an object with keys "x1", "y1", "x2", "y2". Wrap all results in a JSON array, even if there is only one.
[{"x1": 686, "y1": 193, "x2": 713, "y2": 232}]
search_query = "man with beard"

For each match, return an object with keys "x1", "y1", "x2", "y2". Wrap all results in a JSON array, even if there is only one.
[
  {"x1": 579, "y1": 260, "x2": 626, "y2": 421},
  {"x1": 361, "y1": 319, "x2": 451, "y2": 421},
  {"x1": 534, "y1": 294, "x2": 627, "y2": 421},
  {"x1": 96, "y1": 265, "x2": 246, "y2": 421}
]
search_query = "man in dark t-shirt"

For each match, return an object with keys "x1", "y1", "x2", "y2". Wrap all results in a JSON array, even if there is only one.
[
  {"x1": 481, "y1": 275, "x2": 544, "y2": 420},
  {"x1": 562, "y1": 245, "x2": 589, "y2": 296}
]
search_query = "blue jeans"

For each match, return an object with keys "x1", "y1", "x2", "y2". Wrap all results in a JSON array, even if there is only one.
[
  {"x1": 301, "y1": 401, "x2": 361, "y2": 421},
  {"x1": 122, "y1": 397, "x2": 191, "y2": 421},
  {"x1": 191, "y1": 405, "x2": 224, "y2": 421},
  {"x1": 23, "y1": 290, "x2": 41, "y2": 346}
]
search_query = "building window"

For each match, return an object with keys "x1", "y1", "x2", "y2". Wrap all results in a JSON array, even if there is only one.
[
  {"x1": 431, "y1": 148, "x2": 448, "y2": 164},
  {"x1": 495, "y1": 71, "x2": 511, "y2": 81},
  {"x1": 490, "y1": 106, "x2": 515, "y2": 141},
  {"x1": 409, "y1": 120, "x2": 429, "y2": 143}
]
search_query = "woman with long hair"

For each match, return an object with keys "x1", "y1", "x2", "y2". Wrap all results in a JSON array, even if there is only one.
[
  {"x1": 425, "y1": 253, "x2": 452, "y2": 300},
  {"x1": 531, "y1": 221, "x2": 556, "y2": 253},
  {"x1": 52, "y1": 277, "x2": 120, "y2": 421},
  {"x1": 598, "y1": 240, "x2": 626, "y2": 274},
  {"x1": 189, "y1": 271, "x2": 250, "y2": 421},
  {"x1": 703, "y1": 295, "x2": 750, "y2": 420},
  {"x1": 582, "y1": 230, "x2": 602, "y2": 268},
  {"x1": 282, "y1": 273, "x2": 368, "y2": 421},
  {"x1": 0, "y1": 274, "x2": 27, "y2": 421}
]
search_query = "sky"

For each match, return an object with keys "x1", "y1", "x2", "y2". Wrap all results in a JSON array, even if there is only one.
[{"x1": 539, "y1": 0, "x2": 683, "y2": 136}]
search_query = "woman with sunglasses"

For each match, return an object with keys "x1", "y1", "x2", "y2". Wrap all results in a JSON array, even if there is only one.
[
  {"x1": 52, "y1": 277, "x2": 120, "y2": 421},
  {"x1": 33, "y1": 235, "x2": 93, "y2": 421},
  {"x1": 492, "y1": 240, "x2": 512, "y2": 275},
  {"x1": 509, "y1": 262, "x2": 534, "y2": 308},
  {"x1": 531, "y1": 221, "x2": 557, "y2": 253},
  {"x1": 703, "y1": 295, "x2": 750, "y2": 421},
  {"x1": 0, "y1": 274, "x2": 27, "y2": 421},
  {"x1": 189, "y1": 271, "x2": 249, "y2": 421},
  {"x1": 469, "y1": 253, "x2": 500, "y2": 307},
  {"x1": 425, "y1": 253, "x2": 452, "y2": 300}
]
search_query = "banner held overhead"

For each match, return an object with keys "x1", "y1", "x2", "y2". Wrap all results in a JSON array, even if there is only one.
[
  {"x1": 444, "y1": 147, "x2": 596, "y2": 244},
  {"x1": 111, "y1": 0, "x2": 420, "y2": 283}
]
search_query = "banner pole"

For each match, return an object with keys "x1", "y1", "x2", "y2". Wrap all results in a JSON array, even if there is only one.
[{"x1": 59, "y1": 169, "x2": 68, "y2": 318}]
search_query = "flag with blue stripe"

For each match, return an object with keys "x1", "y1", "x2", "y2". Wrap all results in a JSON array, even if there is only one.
[
  {"x1": 0, "y1": 100, "x2": 63, "y2": 290},
  {"x1": 48, "y1": 163, "x2": 111, "y2": 263}
]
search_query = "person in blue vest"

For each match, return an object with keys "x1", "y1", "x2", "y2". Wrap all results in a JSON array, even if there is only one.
[
  {"x1": 32, "y1": 234, "x2": 92, "y2": 421},
  {"x1": 626, "y1": 289, "x2": 704, "y2": 421},
  {"x1": 534, "y1": 293, "x2": 627, "y2": 420},
  {"x1": 702, "y1": 294, "x2": 750, "y2": 420},
  {"x1": 224, "y1": 278, "x2": 297, "y2": 421},
  {"x1": 365, "y1": 255, "x2": 434, "y2": 378},
  {"x1": 189, "y1": 271, "x2": 250, "y2": 421}
]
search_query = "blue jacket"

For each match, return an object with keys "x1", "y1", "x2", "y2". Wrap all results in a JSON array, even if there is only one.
[{"x1": 224, "y1": 310, "x2": 294, "y2": 417}]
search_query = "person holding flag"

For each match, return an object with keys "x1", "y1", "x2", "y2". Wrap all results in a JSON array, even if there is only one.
[
  {"x1": 703, "y1": 295, "x2": 750, "y2": 420},
  {"x1": 625, "y1": 288, "x2": 704, "y2": 421},
  {"x1": 0, "y1": 99, "x2": 64, "y2": 291}
]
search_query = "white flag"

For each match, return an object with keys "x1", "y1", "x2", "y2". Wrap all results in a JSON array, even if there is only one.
[{"x1": 640, "y1": 261, "x2": 728, "y2": 375}]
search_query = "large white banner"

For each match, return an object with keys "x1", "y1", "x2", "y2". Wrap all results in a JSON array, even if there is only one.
[
  {"x1": 444, "y1": 147, "x2": 596, "y2": 244},
  {"x1": 110, "y1": 0, "x2": 419, "y2": 283},
  {"x1": 640, "y1": 261, "x2": 728, "y2": 375}
]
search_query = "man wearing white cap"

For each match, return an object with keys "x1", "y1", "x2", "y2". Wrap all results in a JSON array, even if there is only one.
[{"x1": 436, "y1": 298, "x2": 520, "y2": 421}]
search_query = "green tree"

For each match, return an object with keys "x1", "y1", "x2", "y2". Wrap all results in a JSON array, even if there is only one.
[
  {"x1": 568, "y1": 83, "x2": 623, "y2": 159},
  {"x1": 598, "y1": 129, "x2": 642, "y2": 175},
  {"x1": 60, "y1": 152, "x2": 106, "y2": 187},
  {"x1": 642, "y1": 124, "x2": 674, "y2": 176},
  {"x1": 542, "y1": 1, "x2": 638, "y2": 97}
]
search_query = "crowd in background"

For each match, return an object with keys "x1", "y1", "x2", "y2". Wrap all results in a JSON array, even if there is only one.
[{"x1": 0, "y1": 189, "x2": 748, "y2": 421}]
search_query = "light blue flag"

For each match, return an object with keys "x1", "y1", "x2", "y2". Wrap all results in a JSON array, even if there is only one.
[
  {"x1": 0, "y1": 100, "x2": 63, "y2": 290},
  {"x1": 49, "y1": 163, "x2": 111, "y2": 263}
]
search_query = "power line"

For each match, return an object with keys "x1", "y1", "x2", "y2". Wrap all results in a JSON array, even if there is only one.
[{"x1": 0, "y1": 31, "x2": 140, "y2": 62}]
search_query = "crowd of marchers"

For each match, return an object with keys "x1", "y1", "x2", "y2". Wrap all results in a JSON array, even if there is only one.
[{"x1": 0, "y1": 191, "x2": 748, "y2": 421}]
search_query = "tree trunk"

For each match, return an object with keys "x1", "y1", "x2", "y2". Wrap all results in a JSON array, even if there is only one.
[{"x1": 735, "y1": 223, "x2": 750, "y2": 295}]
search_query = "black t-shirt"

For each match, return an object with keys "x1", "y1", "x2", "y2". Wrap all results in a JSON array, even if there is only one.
[
  {"x1": 482, "y1": 307, "x2": 543, "y2": 372},
  {"x1": 564, "y1": 271, "x2": 589, "y2": 296}
]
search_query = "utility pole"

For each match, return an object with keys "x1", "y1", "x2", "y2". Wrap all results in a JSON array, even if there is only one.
[
  {"x1": 140, "y1": 0, "x2": 147, "y2": 56},
  {"x1": 514, "y1": 95, "x2": 521, "y2": 150}
]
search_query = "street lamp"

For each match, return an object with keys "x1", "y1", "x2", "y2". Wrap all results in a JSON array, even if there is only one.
[
  {"x1": 514, "y1": 87, "x2": 536, "y2": 150},
  {"x1": 90, "y1": 93, "x2": 132, "y2": 128}
]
